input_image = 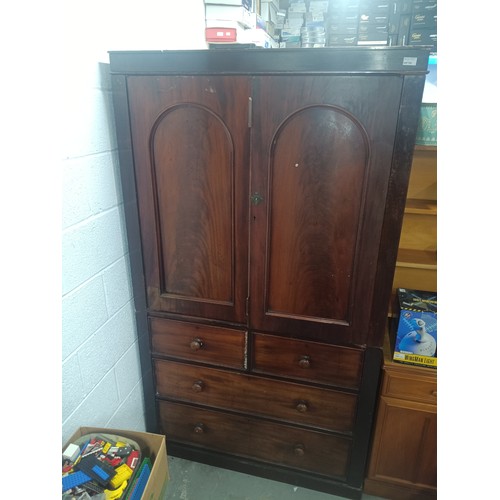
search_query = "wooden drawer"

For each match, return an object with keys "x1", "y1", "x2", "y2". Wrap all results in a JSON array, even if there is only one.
[
  {"x1": 383, "y1": 364, "x2": 437, "y2": 405},
  {"x1": 155, "y1": 360, "x2": 357, "y2": 433},
  {"x1": 158, "y1": 400, "x2": 351, "y2": 479},
  {"x1": 252, "y1": 333, "x2": 363, "y2": 389},
  {"x1": 150, "y1": 317, "x2": 247, "y2": 369}
]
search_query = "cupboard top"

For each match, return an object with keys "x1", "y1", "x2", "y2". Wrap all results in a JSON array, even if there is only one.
[{"x1": 108, "y1": 47, "x2": 431, "y2": 76}]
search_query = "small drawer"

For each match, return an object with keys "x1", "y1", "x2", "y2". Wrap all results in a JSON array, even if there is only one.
[
  {"x1": 253, "y1": 333, "x2": 363, "y2": 389},
  {"x1": 155, "y1": 360, "x2": 357, "y2": 433},
  {"x1": 158, "y1": 400, "x2": 351, "y2": 479},
  {"x1": 383, "y1": 364, "x2": 437, "y2": 404},
  {"x1": 150, "y1": 317, "x2": 247, "y2": 369}
]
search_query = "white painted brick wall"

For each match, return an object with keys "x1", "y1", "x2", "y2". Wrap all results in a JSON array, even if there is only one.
[
  {"x1": 61, "y1": 60, "x2": 147, "y2": 442},
  {"x1": 62, "y1": 0, "x2": 207, "y2": 446}
]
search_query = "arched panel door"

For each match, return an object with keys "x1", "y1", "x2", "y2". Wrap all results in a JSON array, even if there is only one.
[
  {"x1": 127, "y1": 76, "x2": 250, "y2": 324},
  {"x1": 249, "y1": 75, "x2": 404, "y2": 345}
]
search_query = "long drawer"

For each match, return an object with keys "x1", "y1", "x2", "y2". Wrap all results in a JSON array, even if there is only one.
[
  {"x1": 155, "y1": 359, "x2": 357, "y2": 433},
  {"x1": 253, "y1": 333, "x2": 364, "y2": 389},
  {"x1": 158, "y1": 400, "x2": 352, "y2": 479},
  {"x1": 150, "y1": 317, "x2": 247, "y2": 369}
]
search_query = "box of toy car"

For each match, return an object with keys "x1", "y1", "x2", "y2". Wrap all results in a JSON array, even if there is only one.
[
  {"x1": 62, "y1": 426, "x2": 169, "y2": 499},
  {"x1": 393, "y1": 288, "x2": 437, "y2": 368}
]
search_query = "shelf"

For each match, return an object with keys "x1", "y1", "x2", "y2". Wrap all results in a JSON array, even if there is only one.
[
  {"x1": 396, "y1": 248, "x2": 437, "y2": 270},
  {"x1": 404, "y1": 199, "x2": 437, "y2": 216},
  {"x1": 414, "y1": 144, "x2": 437, "y2": 152}
]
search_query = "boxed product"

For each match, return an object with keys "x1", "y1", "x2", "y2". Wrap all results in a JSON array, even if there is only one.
[
  {"x1": 205, "y1": 0, "x2": 253, "y2": 9},
  {"x1": 239, "y1": 27, "x2": 279, "y2": 48},
  {"x1": 205, "y1": 4, "x2": 255, "y2": 28},
  {"x1": 415, "y1": 103, "x2": 437, "y2": 145},
  {"x1": 62, "y1": 426, "x2": 169, "y2": 499},
  {"x1": 393, "y1": 288, "x2": 437, "y2": 368}
]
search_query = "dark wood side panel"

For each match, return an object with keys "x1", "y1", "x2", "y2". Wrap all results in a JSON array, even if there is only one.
[
  {"x1": 110, "y1": 74, "x2": 157, "y2": 432},
  {"x1": 127, "y1": 76, "x2": 250, "y2": 324},
  {"x1": 368, "y1": 74, "x2": 428, "y2": 347},
  {"x1": 155, "y1": 359, "x2": 357, "y2": 432},
  {"x1": 158, "y1": 400, "x2": 352, "y2": 479}
]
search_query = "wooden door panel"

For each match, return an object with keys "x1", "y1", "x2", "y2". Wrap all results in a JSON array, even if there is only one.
[
  {"x1": 268, "y1": 105, "x2": 367, "y2": 322},
  {"x1": 250, "y1": 76, "x2": 403, "y2": 344},
  {"x1": 127, "y1": 76, "x2": 250, "y2": 323},
  {"x1": 369, "y1": 397, "x2": 437, "y2": 488},
  {"x1": 153, "y1": 105, "x2": 233, "y2": 303}
]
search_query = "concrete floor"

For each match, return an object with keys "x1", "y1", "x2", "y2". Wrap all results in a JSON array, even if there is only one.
[{"x1": 164, "y1": 456, "x2": 385, "y2": 500}]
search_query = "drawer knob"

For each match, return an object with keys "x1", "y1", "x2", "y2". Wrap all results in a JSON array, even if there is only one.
[
  {"x1": 296, "y1": 401, "x2": 309, "y2": 413},
  {"x1": 193, "y1": 423, "x2": 205, "y2": 434},
  {"x1": 190, "y1": 338, "x2": 204, "y2": 351},
  {"x1": 192, "y1": 380, "x2": 204, "y2": 392},
  {"x1": 298, "y1": 355, "x2": 311, "y2": 369},
  {"x1": 293, "y1": 444, "x2": 305, "y2": 456},
  {"x1": 431, "y1": 390, "x2": 437, "y2": 397}
]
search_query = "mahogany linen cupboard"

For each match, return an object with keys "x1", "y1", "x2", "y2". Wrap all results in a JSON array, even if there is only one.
[{"x1": 109, "y1": 47, "x2": 430, "y2": 499}]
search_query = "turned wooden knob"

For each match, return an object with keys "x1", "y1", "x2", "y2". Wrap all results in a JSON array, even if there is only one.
[
  {"x1": 293, "y1": 444, "x2": 305, "y2": 456},
  {"x1": 193, "y1": 423, "x2": 205, "y2": 434},
  {"x1": 190, "y1": 338, "x2": 204, "y2": 351},
  {"x1": 296, "y1": 401, "x2": 308, "y2": 413},
  {"x1": 192, "y1": 380, "x2": 204, "y2": 392},
  {"x1": 431, "y1": 390, "x2": 437, "y2": 397},
  {"x1": 298, "y1": 355, "x2": 311, "y2": 368}
]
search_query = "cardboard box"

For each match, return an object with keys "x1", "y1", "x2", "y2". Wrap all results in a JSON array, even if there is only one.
[
  {"x1": 63, "y1": 426, "x2": 169, "y2": 499},
  {"x1": 260, "y1": 1, "x2": 278, "y2": 24},
  {"x1": 205, "y1": 4, "x2": 255, "y2": 28},
  {"x1": 408, "y1": 27, "x2": 437, "y2": 48},
  {"x1": 410, "y1": 11, "x2": 437, "y2": 28},
  {"x1": 239, "y1": 27, "x2": 279, "y2": 47},
  {"x1": 393, "y1": 288, "x2": 437, "y2": 368},
  {"x1": 205, "y1": 0, "x2": 253, "y2": 9},
  {"x1": 329, "y1": 34, "x2": 358, "y2": 45}
]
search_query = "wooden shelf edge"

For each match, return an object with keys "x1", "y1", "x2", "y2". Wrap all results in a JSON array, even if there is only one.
[
  {"x1": 396, "y1": 248, "x2": 437, "y2": 269},
  {"x1": 404, "y1": 198, "x2": 437, "y2": 215},
  {"x1": 414, "y1": 144, "x2": 437, "y2": 152}
]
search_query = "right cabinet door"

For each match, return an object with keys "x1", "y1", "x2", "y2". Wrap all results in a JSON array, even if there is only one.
[
  {"x1": 368, "y1": 395, "x2": 437, "y2": 491},
  {"x1": 249, "y1": 75, "x2": 405, "y2": 345}
]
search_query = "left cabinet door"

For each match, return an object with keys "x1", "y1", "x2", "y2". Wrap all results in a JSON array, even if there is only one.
[{"x1": 127, "y1": 76, "x2": 251, "y2": 324}]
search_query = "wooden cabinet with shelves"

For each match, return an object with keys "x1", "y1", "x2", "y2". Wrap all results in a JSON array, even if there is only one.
[{"x1": 365, "y1": 144, "x2": 437, "y2": 498}]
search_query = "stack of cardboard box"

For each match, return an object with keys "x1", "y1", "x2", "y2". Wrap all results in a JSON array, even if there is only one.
[{"x1": 408, "y1": 0, "x2": 437, "y2": 51}]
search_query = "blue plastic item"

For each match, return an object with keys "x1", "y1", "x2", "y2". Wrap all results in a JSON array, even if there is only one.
[
  {"x1": 62, "y1": 470, "x2": 91, "y2": 491},
  {"x1": 129, "y1": 460, "x2": 151, "y2": 500}
]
